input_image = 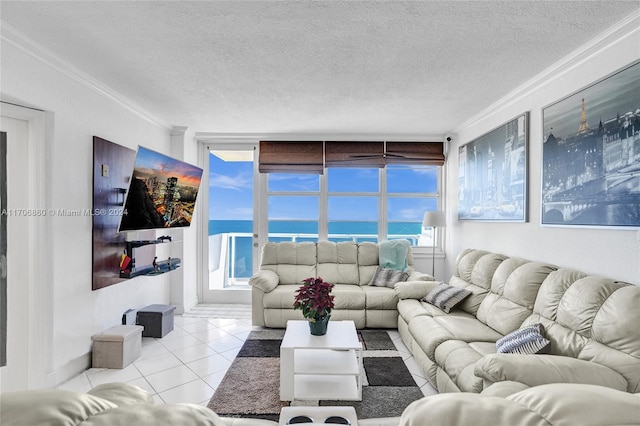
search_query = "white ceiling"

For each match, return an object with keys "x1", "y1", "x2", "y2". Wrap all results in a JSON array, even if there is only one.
[{"x1": 1, "y1": 1, "x2": 637, "y2": 135}]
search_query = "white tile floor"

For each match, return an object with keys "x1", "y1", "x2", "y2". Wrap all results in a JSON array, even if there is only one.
[{"x1": 57, "y1": 306, "x2": 438, "y2": 405}]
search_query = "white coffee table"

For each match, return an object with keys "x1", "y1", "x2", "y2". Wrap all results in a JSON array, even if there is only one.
[{"x1": 280, "y1": 320, "x2": 363, "y2": 401}]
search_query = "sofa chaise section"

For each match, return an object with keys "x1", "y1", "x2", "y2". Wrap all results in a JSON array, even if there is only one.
[
  {"x1": 397, "y1": 249, "x2": 557, "y2": 392},
  {"x1": 475, "y1": 270, "x2": 640, "y2": 394}
]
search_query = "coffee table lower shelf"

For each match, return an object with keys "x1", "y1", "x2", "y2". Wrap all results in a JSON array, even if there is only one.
[
  {"x1": 293, "y1": 375, "x2": 360, "y2": 400},
  {"x1": 280, "y1": 320, "x2": 363, "y2": 402}
]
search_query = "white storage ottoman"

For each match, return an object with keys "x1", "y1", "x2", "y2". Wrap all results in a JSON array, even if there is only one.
[{"x1": 91, "y1": 325, "x2": 143, "y2": 369}]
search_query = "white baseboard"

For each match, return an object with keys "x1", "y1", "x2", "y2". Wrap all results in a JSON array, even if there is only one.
[
  {"x1": 183, "y1": 297, "x2": 199, "y2": 313},
  {"x1": 47, "y1": 352, "x2": 91, "y2": 389}
]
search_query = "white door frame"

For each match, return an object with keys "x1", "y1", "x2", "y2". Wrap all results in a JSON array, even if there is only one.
[
  {"x1": 0, "y1": 101, "x2": 52, "y2": 389},
  {"x1": 196, "y1": 138, "x2": 259, "y2": 304}
]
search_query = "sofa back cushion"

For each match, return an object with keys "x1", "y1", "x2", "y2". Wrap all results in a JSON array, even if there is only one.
[
  {"x1": 357, "y1": 242, "x2": 381, "y2": 285},
  {"x1": 260, "y1": 241, "x2": 317, "y2": 285},
  {"x1": 523, "y1": 270, "x2": 640, "y2": 392},
  {"x1": 259, "y1": 240, "x2": 416, "y2": 287},
  {"x1": 476, "y1": 260, "x2": 557, "y2": 335},
  {"x1": 449, "y1": 249, "x2": 507, "y2": 315},
  {"x1": 317, "y1": 241, "x2": 360, "y2": 285}
]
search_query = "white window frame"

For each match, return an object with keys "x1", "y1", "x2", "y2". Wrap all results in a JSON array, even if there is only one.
[{"x1": 266, "y1": 165, "x2": 444, "y2": 254}]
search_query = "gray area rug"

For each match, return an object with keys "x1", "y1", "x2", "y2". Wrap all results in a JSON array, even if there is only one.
[{"x1": 207, "y1": 329, "x2": 424, "y2": 421}]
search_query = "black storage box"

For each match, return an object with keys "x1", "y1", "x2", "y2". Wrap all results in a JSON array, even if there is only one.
[{"x1": 136, "y1": 304, "x2": 176, "y2": 338}]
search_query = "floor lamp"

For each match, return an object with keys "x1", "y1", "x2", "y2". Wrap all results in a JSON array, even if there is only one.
[{"x1": 422, "y1": 211, "x2": 446, "y2": 279}]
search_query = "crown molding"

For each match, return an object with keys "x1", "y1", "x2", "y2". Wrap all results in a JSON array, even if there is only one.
[
  {"x1": 454, "y1": 9, "x2": 640, "y2": 132},
  {"x1": 171, "y1": 126, "x2": 189, "y2": 136},
  {"x1": 195, "y1": 132, "x2": 446, "y2": 143},
  {"x1": 1, "y1": 23, "x2": 172, "y2": 131}
]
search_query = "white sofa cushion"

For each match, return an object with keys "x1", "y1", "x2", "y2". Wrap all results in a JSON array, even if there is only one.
[
  {"x1": 475, "y1": 261, "x2": 556, "y2": 335},
  {"x1": 263, "y1": 285, "x2": 302, "y2": 309},
  {"x1": 434, "y1": 340, "x2": 496, "y2": 392},
  {"x1": 475, "y1": 353, "x2": 628, "y2": 391},
  {"x1": 317, "y1": 241, "x2": 359, "y2": 285},
  {"x1": 362, "y1": 286, "x2": 398, "y2": 310},
  {"x1": 260, "y1": 242, "x2": 317, "y2": 285},
  {"x1": 357, "y1": 242, "x2": 381, "y2": 285},
  {"x1": 332, "y1": 284, "x2": 366, "y2": 309},
  {"x1": 409, "y1": 315, "x2": 503, "y2": 360}
]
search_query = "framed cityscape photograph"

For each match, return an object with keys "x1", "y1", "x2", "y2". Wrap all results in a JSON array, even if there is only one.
[
  {"x1": 541, "y1": 60, "x2": 640, "y2": 227},
  {"x1": 458, "y1": 113, "x2": 528, "y2": 222}
]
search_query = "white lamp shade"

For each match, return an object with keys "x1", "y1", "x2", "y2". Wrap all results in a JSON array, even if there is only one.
[{"x1": 422, "y1": 211, "x2": 447, "y2": 228}]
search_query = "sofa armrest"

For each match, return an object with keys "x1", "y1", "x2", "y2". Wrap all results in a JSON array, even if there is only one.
[
  {"x1": 87, "y1": 383, "x2": 154, "y2": 406},
  {"x1": 0, "y1": 390, "x2": 117, "y2": 426},
  {"x1": 399, "y1": 393, "x2": 544, "y2": 426},
  {"x1": 480, "y1": 380, "x2": 531, "y2": 397},
  {"x1": 407, "y1": 271, "x2": 434, "y2": 282},
  {"x1": 475, "y1": 354, "x2": 628, "y2": 391},
  {"x1": 248, "y1": 270, "x2": 280, "y2": 293},
  {"x1": 394, "y1": 280, "x2": 439, "y2": 300},
  {"x1": 400, "y1": 384, "x2": 640, "y2": 426}
]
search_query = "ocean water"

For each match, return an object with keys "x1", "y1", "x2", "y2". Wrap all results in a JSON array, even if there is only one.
[
  {"x1": 210, "y1": 219, "x2": 421, "y2": 278},
  {"x1": 209, "y1": 220, "x2": 421, "y2": 236}
]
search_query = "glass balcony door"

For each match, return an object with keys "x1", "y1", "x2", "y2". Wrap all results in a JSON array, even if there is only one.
[{"x1": 202, "y1": 143, "x2": 257, "y2": 303}]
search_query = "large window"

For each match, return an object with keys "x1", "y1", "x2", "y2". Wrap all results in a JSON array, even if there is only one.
[
  {"x1": 267, "y1": 174, "x2": 320, "y2": 242},
  {"x1": 328, "y1": 168, "x2": 379, "y2": 243},
  {"x1": 387, "y1": 164, "x2": 440, "y2": 246},
  {"x1": 266, "y1": 165, "x2": 441, "y2": 246}
]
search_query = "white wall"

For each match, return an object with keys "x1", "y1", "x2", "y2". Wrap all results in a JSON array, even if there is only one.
[
  {"x1": 168, "y1": 126, "x2": 200, "y2": 314},
  {"x1": 1, "y1": 28, "x2": 194, "y2": 387},
  {"x1": 445, "y1": 13, "x2": 640, "y2": 284}
]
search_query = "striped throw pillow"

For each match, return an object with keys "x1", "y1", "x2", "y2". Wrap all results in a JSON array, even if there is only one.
[
  {"x1": 423, "y1": 283, "x2": 471, "y2": 313},
  {"x1": 496, "y1": 323, "x2": 551, "y2": 355},
  {"x1": 368, "y1": 266, "x2": 410, "y2": 288}
]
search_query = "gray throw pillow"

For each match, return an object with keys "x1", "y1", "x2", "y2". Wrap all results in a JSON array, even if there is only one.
[
  {"x1": 368, "y1": 266, "x2": 409, "y2": 288},
  {"x1": 496, "y1": 323, "x2": 551, "y2": 355},
  {"x1": 423, "y1": 283, "x2": 471, "y2": 313}
]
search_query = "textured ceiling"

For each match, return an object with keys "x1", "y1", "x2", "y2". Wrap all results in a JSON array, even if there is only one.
[{"x1": 1, "y1": 1, "x2": 637, "y2": 135}]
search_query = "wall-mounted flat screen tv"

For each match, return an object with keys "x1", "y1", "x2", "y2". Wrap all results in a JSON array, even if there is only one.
[{"x1": 118, "y1": 146, "x2": 203, "y2": 232}]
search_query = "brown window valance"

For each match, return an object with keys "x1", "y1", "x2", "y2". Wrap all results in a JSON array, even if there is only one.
[
  {"x1": 385, "y1": 142, "x2": 445, "y2": 166},
  {"x1": 258, "y1": 141, "x2": 324, "y2": 174},
  {"x1": 324, "y1": 141, "x2": 385, "y2": 168},
  {"x1": 259, "y1": 141, "x2": 444, "y2": 173}
]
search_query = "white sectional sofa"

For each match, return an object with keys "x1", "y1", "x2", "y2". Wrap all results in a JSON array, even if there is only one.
[
  {"x1": 0, "y1": 383, "x2": 271, "y2": 426},
  {"x1": 3, "y1": 382, "x2": 639, "y2": 426},
  {"x1": 395, "y1": 248, "x2": 640, "y2": 395},
  {"x1": 249, "y1": 241, "x2": 432, "y2": 329}
]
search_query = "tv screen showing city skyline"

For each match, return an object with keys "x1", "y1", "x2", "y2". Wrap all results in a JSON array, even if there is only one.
[{"x1": 118, "y1": 146, "x2": 203, "y2": 232}]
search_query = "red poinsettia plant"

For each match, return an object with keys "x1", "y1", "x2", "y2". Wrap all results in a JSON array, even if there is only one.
[{"x1": 293, "y1": 277, "x2": 335, "y2": 322}]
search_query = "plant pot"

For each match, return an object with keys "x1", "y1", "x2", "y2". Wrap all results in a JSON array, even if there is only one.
[{"x1": 308, "y1": 314, "x2": 331, "y2": 336}]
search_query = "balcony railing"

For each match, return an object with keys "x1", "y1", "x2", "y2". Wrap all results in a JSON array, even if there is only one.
[{"x1": 210, "y1": 231, "x2": 430, "y2": 288}]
